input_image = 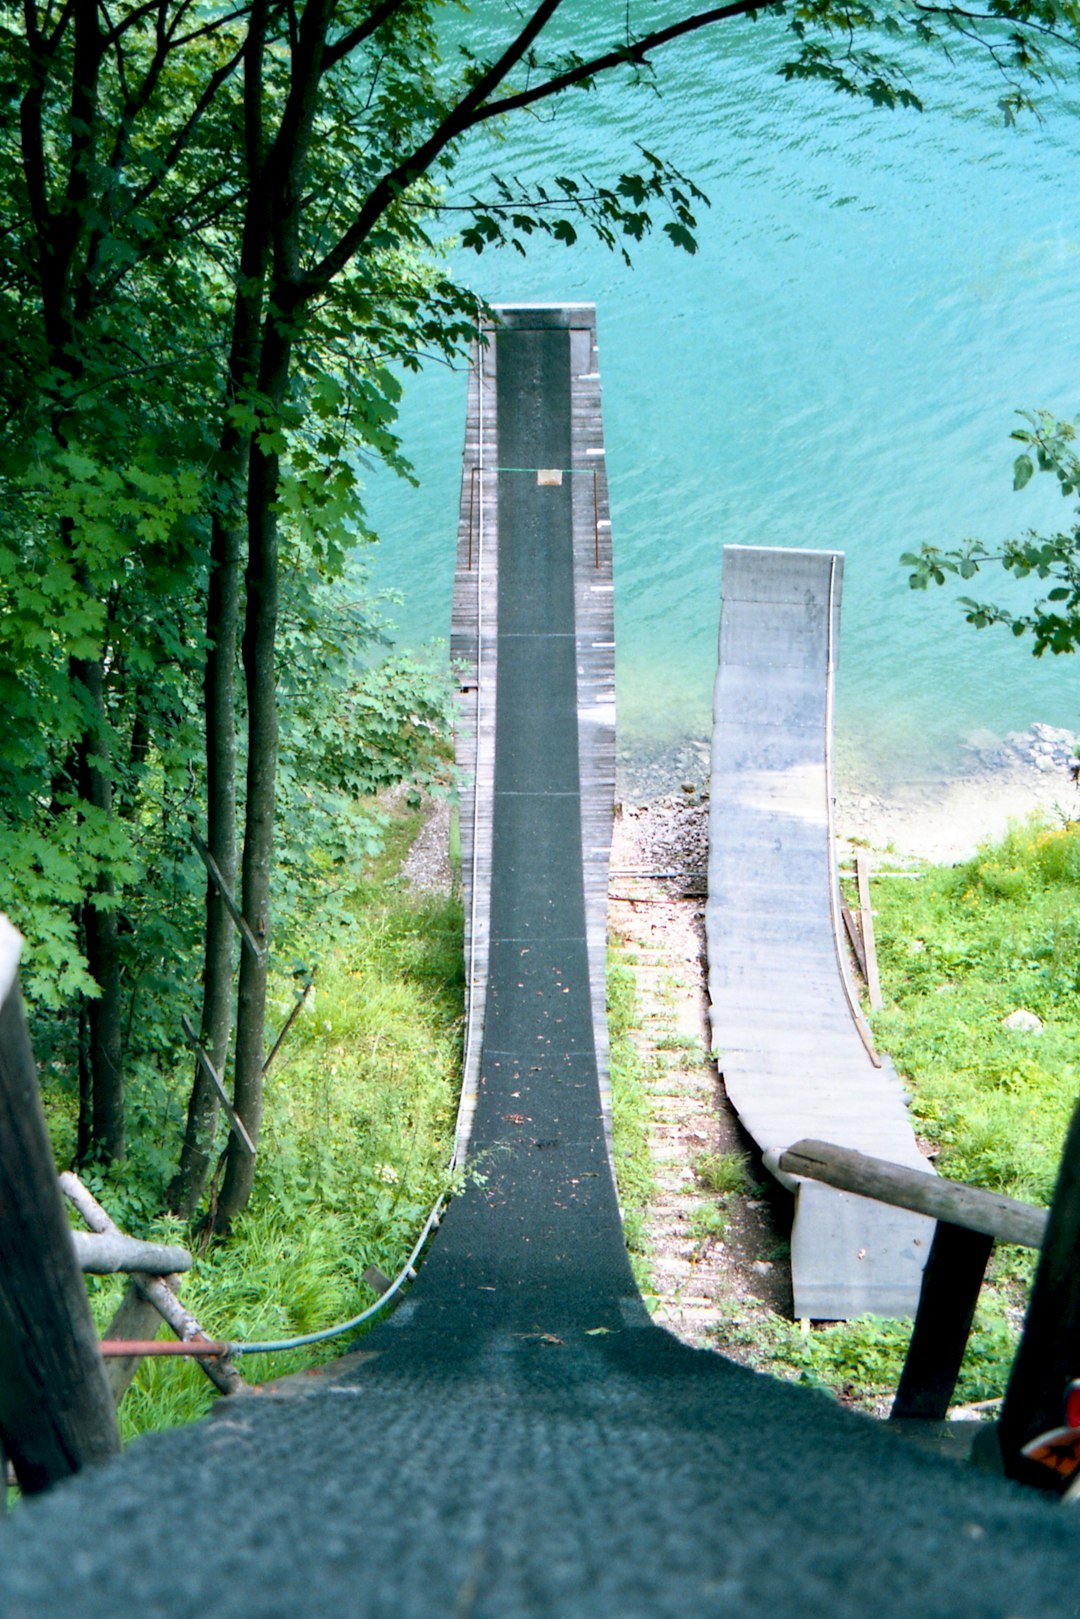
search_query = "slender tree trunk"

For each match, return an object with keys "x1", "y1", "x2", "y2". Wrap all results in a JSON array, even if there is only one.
[
  {"x1": 76, "y1": 999, "x2": 92, "y2": 1164},
  {"x1": 168, "y1": 504, "x2": 242, "y2": 1215},
  {"x1": 169, "y1": 5, "x2": 269, "y2": 1218},
  {"x1": 71, "y1": 652, "x2": 124, "y2": 1163},
  {"x1": 212, "y1": 321, "x2": 290, "y2": 1233}
]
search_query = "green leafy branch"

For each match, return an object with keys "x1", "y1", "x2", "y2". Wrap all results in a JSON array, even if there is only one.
[
  {"x1": 456, "y1": 147, "x2": 709, "y2": 264},
  {"x1": 902, "y1": 410, "x2": 1080, "y2": 657}
]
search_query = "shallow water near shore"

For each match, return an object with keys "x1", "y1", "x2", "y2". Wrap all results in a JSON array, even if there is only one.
[{"x1": 365, "y1": 8, "x2": 1080, "y2": 794}]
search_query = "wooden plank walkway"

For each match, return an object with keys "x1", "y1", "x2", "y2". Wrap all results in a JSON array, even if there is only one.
[
  {"x1": 706, "y1": 545, "x2": 934, "y2": 1319},
  {"x1": 450, "y1": 304, "x2": 616, "y2": 1165}
]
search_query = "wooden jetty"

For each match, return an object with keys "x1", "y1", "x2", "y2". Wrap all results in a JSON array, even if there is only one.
[
  {"x1": 450, "y1": 304, "x2": 616, "y2": 1165},
  {"x1": 706, "y1": 545, "x2": 934, "y2": 1319}
]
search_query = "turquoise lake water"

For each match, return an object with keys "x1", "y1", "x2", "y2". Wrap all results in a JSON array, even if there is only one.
[{"x1": 365, "y1": 9, "x2": 1080, "y2": 791}]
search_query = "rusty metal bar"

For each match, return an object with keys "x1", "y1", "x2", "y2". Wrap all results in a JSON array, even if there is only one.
[{"x1": 99, "y1": 1340, "x2": 231, "y2": 1358}]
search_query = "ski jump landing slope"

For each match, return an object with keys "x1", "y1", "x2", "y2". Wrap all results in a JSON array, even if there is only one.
[
  {"x1": 0, "y1": 318, "x2": 1077, "y2": 1619},
  {"x1": 707, "y1": 545, "x2": 934, "y2": 1320}
]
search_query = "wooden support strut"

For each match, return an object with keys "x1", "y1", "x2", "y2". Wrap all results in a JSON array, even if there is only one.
[
  {"x1": 891, "y1": 1221, "x2": 994, "y2": 1421},
  {"x1": 180, "y1": 1015, "x2": 256, "y2": 1156},
  {"x1": 855, "y1": 852, "x2": 883, "y2": 1012},
  {"x1": 776, "y1": 1138, "x2": 1047, "y2": 1426},
  {"x1": 190, "y1": 830, "x2": 265, "y2": 963},
  {"x1": 60, "y1": 1173, "x2": 246, "y2": 1400}
]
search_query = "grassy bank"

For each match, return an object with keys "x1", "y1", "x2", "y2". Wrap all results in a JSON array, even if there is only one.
[
  {"x1": 736, "y1": 814, "x2": 1080, "y2": 1410},
  {"x1": 73, "y1": 834, "x2": 463, "y2": 1439}
]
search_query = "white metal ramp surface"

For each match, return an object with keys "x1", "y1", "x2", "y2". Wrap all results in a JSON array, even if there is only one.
[{"x1": 706, "y1": 545, "x2": 933, "y2": 1320}]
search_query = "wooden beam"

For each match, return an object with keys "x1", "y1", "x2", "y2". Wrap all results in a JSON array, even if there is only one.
[
  {"x1": 0, "y1": 921, "x2": 120, "y2": 1492},
  {"x1": 71, "y1": 1231, "x2": 193, "y2": 1276},
  {"x1": 777, "y1": 1139, "x2": 1046, "y2": 1249},
  {"x1": 101, "y1": 1283, "x2": 169, "y2": 1405},
  {"x1": 180, "y1": 1016, "x2": 255, "y2": 1156},
  {"x1": 891, "y1": 1222, "x2": 994, "y2": 1421},
  {"x1": 999, "y1": 1090, "x2": 1080, "y2": 1489},
  {"x1": 59, "y1": 1173, "x2": 246, "y2": 1400},
  {"x1": 840, "y1": 902, "x2": 868, "y2": 980},
  {"x1": 855, "y1": 852, "x2": 883, "y2": 1012},
  {"x1": 190, "y1": 831, "x2": 265, "y2": 963}
]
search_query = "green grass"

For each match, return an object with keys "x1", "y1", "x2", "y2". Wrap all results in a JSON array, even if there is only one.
[
  {"x1": 607, "y1": 947, "x2": 657, "y2": 1289},
  {"x1": 693, "y1": 1148, "x2": 748, "y2": 1198},
  {"x1": 74, "y1": 862, "x2": 464, "y2": 1440},
  {"x1": 770, "y1": 812, "x2": 1080, "y2": 1409},
  {"x1": 872, "y1": 815, "x2": 1080, "y2": 1204}
]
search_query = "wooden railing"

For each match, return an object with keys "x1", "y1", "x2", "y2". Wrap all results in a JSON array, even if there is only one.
[
  {"x1": 0, "y1": 920, "x2": 246, "y2": 1500},
  {"x1": 776, "y1": 1133, "x2": 1080, "y2": 1492}
]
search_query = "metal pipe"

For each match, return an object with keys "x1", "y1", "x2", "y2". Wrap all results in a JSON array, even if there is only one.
[{"x1": 99, "y1": 1340, "x2": 230, "y2": 1358}]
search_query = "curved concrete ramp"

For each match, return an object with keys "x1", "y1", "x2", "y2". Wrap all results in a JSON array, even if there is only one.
[{"x1": 707, "y1": 546, "x2": 933, "y2": 1320}]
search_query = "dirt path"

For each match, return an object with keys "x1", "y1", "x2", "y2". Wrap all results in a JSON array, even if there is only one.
[{"x1": 609, "y1": 796, "x2": 793, "y2": 1359}]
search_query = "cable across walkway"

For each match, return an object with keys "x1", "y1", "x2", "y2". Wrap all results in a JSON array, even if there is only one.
[{"x1": 2, "y1": 307, "x2": 1078, "y2": 1618}]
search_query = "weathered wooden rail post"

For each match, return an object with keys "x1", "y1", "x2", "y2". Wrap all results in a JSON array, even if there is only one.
[
  {"x1": 0, "y1": 917, "x2": 120, "y2": 1493},
  {"x1": 999, "y1": 1088, "x2": 1080, "y2": 1488}
]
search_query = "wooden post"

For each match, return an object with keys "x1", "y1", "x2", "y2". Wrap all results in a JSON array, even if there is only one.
[
  {"x1": 101, "y1": 1283, "x2": 170, "y2": 1406},
  {"x1": 776, "y1": 1140, "x2": 1046, "y2": 1248},
  {"x1": 0, "y1": 918, "x2": 120, "y2": 1492},
  {"x1": 891, "y1": 1222, "x2": 994, "y2": 1420},
  {"x1": 855, "y1": 852, "x2": 883, "y2": 1012},
  {"x1": 60, "y1": 1173, "x2": 247, "y2": 1399},
  {"x1": 999, "y1": 1088, "x2": 1080, "y2": 1488}
]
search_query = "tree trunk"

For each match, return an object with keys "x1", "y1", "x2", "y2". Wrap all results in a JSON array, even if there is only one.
[
  {"x1": 211, "y1": 321, "x2": 290, "y2": 1233},
  {"x1": 169, "y1": 4, "x2": 269, "y2": 1218},
  {"x1": 0, "y1": 924, "x2": 120, "y2": 1491},
  {"x1": 168, "y1": 502, "x2": 242, "y2": 1216},
  {"x1": 73, "y1": 653, "x2": 124, "y2": 1165}
]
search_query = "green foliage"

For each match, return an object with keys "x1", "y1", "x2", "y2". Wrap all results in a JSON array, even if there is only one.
[
  {"x1": 716, "y1": 1295, "x2": 1017, "y2": 1411},
  {"x1": 872, "y1": 816, "x2": 1080, "y2": 1203},
  {"x1": 607, "y1": 949, "x2": 656, "y2": 1277},
  {"x1": 687, "y1": 1201, "x2": 728, "y2": 1243},
  {"x1": 902, "y1": 411, "x2": 1080, "y2": 657},
  {"x1": 78, "y1": 872, "x2": 464, "y2": 1436},
  {"x1": 694, "y1": 1148, "x2": 750, "y2": 1198},
  {"x1": 458, "y1": 147, "x2": 710, "y2": 266}
]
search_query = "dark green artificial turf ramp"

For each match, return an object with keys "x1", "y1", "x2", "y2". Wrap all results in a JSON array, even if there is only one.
[{"x1": 2, "y1": 308, "x2": 1079, "y2": 1617}]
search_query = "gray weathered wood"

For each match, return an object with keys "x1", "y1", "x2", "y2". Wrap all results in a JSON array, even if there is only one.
[
  {"x1": 855, "y1": 852, "x2": 883, "y2": 1011},
  {"x1": 72, "y1": 1231, "x2": 193, "y2": 1275},
  {"x1": 708, "y1": 548, "x2": 932, "y2": 1318},
  {"x1": 891, "y1": 1221, "x2": 994, "y2": 1421},
  {"x1": 777, "y1": 1138, "x2": 1047, "y2": 1248},
  {"x1": 0, "y1": 922, "x2": 121, "y2": 1492},
  {"x1": 999, "y1": 1088, "x2": 1080, "y2": 1488},
  {"x1": 101, "y1": 1283, "x2": 168, "y2": 1404},
  {"x1": 60, "y1": 1171, "x2": 246, "y2": 1399}
]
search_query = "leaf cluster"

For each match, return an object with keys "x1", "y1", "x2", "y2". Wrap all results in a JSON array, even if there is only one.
[{"x1": 902, "y1": 411, "x2": 1080, "y2": 657}]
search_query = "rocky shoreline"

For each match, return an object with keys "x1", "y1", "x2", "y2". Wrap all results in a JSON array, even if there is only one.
[{"x1": 617, "y1": 723, "x2": 1079, "y2": 870}]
